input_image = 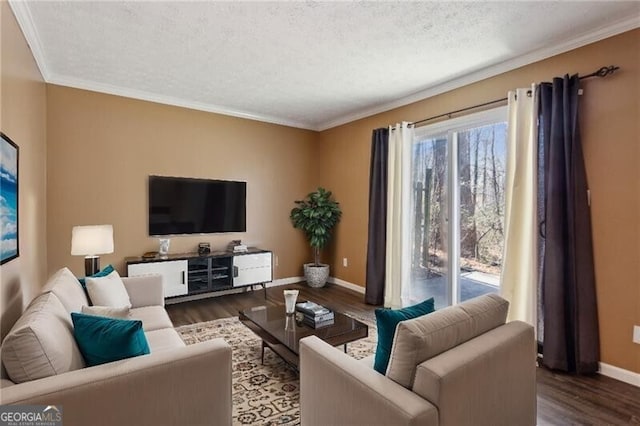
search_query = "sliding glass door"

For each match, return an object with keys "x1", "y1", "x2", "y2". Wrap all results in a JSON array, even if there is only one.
[
  {"x1": 406, "y1": 107, "x2": 508, "y2": 309},
  {"x1": 409, "y1": 135, "x2": 449, "y2": 308}
]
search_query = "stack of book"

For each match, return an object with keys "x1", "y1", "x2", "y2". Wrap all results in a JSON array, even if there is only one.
[
  {"x1": 295, "y1": 301, "x2": 335, "y2": 328},
  {"x1": 227, "y1": 239, "x2": 248, "y2": 252}
]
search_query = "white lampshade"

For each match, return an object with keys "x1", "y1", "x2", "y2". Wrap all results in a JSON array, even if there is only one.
[{"x1": 71, "y1": 225, "x2": 114, "y2": 256}]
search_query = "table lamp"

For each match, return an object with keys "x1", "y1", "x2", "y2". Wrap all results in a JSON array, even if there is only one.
[{"x1": 71, "y1": 225, "x2": 114, "y2": 276}]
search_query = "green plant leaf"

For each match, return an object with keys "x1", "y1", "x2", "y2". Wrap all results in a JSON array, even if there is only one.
[{"x1": 290, "y1": 187, "x2": 342, "y2": 258}]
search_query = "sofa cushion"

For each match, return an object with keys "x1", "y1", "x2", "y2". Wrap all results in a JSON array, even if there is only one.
[
  {"x1": 77, "y1": 264, "x2": 115, "y2": 288},
  {"x1": 130, "y1": 306, "x2": 174, "y2": 332},
  {"x1": 145, "y1": 328, "x2": 186, "y2": 353},
  {"x1": 41, "y1": 267, "x2": 89, "y2": 313},
  {"x1": 358, "y1": 355, "x2": 375, "y2": 369},
  {"x1": 386, "y1": 293, "x2": 509, "y2": 388},
  {"x1": 86, "y1": 270, "x2": 132, "y2": 308},
  {"x1": 82, "y1": 305, "x2": 130, "y2": 319},
  {"x1": 373, "y1": 298, "x2": 435, "y2": 374},
  {"x1": 71, "y1": 312, "x2": 150, "y2": 367},
  {"x1": 1, "y1": 292, "x2": 86, "y2": 383},
  {"x1": 0, "y1": 379, "x2": 15, "y2": 388}
]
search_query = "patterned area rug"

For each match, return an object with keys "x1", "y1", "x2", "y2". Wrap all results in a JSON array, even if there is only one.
[{"x1": 176, "y1": 315, "x2": 377, "y2": 425}]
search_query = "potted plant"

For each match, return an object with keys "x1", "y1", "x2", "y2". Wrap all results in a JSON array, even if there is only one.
[{"x1": 290, "y1": 187, "x2": 342, "y2": 287}]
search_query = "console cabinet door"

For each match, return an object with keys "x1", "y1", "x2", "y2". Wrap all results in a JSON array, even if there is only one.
[
  {"x1": 128, "y1": 260, "x2": 188, "y2": 298},
  {"x1": 233, "y1": 252, "x2": 272, "y2": 287}
]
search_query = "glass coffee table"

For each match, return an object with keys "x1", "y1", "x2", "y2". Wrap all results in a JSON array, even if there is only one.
[{"x1": 239, "y1": 304, "x2": 368, "y2": 368}]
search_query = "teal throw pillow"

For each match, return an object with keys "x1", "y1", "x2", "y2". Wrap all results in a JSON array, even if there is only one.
[
  {"x1": 71, "y1": 312, "x2": 150, "y2": 367},
  {"x1": 78, "y1": 264, "x2": 115, "y2": 288},
  {"x1": 373, "y1": 298, "x2": 435, "y2": 374}
]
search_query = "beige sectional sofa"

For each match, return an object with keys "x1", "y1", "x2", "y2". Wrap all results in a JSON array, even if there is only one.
[
  {"x1": 0, "y1": 268, "x2": 232, "y2": 426},
  {"x1": 300, "y1": 294, "x2": 536, "y2": 426}
]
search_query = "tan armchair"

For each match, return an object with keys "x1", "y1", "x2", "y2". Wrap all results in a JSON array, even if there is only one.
[{"x1": 300, "y1": 294, "x2": 536, "y2": 426}]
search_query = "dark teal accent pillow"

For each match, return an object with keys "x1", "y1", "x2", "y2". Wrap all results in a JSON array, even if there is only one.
[
  {"x1": 71, "y1": 312, "x2": 150, "y2": 367},
  {"x1": 373, "y1": 298, "x2": 435, "y2": 374},
  {"x1": 78, "y1": 264, "x2": 115, "y2": 288}
]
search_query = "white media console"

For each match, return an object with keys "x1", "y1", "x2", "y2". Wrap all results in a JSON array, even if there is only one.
[{"x1": 126, "y1": 248, "x2": 272, "y2": 302}]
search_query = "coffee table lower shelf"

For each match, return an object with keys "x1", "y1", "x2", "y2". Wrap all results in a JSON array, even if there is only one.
[{"x1": 240, "y1": 319, "x2": 301, "y2": 367}]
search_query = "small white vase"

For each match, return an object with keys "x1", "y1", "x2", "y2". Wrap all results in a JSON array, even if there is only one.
[
  {"x1": 284, "y1": 289, "x2": 299, "y2": 314},
  {"x1": 158, "y1": 238, "x2": 170, "y2": 256}
]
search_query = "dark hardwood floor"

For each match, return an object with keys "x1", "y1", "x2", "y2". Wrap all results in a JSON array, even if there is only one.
[
  {"x1": 166, "y1": 283, "x2": 640, "y2": 426},
  {"x1": 166, "y1": 282, "x2": 376, "y2": 326}
]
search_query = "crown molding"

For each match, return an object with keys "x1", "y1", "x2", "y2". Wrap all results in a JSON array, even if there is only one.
[
  {"x1": 316, "y1": 15, "x2": 640, "y2": 131},
  {"x1": 8, "y1": 0, "x2": 50, "y2": 80},
  {"x1": 9, "y1": 0, "x2": 638, "y2": 133},
  {"x1": 47, "y1": 73, "x2": 317, "y2": 130},
  {"x1": 8, "y1": 0, "x2": 316, "y2": 130}
]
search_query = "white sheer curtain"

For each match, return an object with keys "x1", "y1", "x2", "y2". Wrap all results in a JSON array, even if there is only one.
[
  {"x1": 384, "y1": 122, "x2": 413, "y2": 308},
  {"x1": 501, "y1": 86, "x2": 538, "y2": 328}
]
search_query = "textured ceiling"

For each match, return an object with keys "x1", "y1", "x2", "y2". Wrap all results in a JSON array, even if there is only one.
[{"x1": 10, "y1": 1, "x2": 640, "y2": 130}]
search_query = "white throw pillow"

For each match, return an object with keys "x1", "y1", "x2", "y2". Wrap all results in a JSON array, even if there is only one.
[
  {"x1": 85, "y1": 270, "x2": 132, "y2": 309},
  {"x1": 81, "y1": 305, "x2": 130, "y2": 319}
]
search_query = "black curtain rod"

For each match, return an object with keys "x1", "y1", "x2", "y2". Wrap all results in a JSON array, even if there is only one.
[
  {"x1": 408, "y1": 65, "x2": 619, "y2": 128},
  {"x1": 411, "y1": 97, "x2": 507, "y2": 127}
]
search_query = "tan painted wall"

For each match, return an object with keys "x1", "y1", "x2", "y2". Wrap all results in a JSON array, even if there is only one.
[
  {"x1": 0, "y1": 2, "x2": 48, "y2": 340},
  {"x1": 46, "y1": 86, "x2": 317, "y2": 281},
  {"x1": 4, "y1": 3, "x2": 637, "y2": 374},
  {"x1": 317, "y1": 29, "x2": 640, "y2": 374}
]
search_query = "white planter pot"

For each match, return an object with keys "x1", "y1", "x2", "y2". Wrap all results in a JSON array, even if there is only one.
[{"x1": 304, "y1": 263, "x2": 329, "y2": 288}]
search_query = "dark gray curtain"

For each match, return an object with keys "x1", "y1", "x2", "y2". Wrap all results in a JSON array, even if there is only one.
[
  {"x1": 539, "y1": 75, "x2": 599, "y2": 374},
  {"x1": 365, "y1": 128, "x2": 389, "y2": 305}
]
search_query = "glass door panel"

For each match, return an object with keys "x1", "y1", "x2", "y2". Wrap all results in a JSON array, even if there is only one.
[
  {"x1": 456, "y1": 122, "x2": 506, "y2": 302},
  {"x1": 408, "y1": 136, "x2": 449, "y2": 310},
  {"x1": 409, "y1": 107, "x2": 508, "y2": 309}
]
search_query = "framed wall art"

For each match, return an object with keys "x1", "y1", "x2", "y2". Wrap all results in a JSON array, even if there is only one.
[{"x1": 1, "y1": 132, "x2": 19, "y2": 265}]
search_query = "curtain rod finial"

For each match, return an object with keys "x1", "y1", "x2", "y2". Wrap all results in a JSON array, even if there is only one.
[{"x1": 596, "y1": 65, "x2": 619, "y2": 77}]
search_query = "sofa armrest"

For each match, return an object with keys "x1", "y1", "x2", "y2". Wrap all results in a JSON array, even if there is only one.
[
  {"x1": 413, "y1": 321, "x2": 536, "y2": 426},
  {"x1": 123, "y1": 275, "x2": 164, "y2": 308},
  {"x1": 0, "y1": 339, "x2": 232, "y2": 426},
  {"x1": 300, "y1": 336, "x2": 438, "y2": 426}
]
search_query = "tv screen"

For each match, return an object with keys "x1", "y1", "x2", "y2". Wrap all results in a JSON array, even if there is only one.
[{"x1": 148, "y1": 176, "x2": 246, "y2": 235}]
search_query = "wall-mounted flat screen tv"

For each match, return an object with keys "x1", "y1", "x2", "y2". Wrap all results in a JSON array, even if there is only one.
[{"x1": 149, "y1": 176, "x2": 246, "y2": 235}]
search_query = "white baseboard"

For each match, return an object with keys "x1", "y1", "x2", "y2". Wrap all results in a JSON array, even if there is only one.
[
  {"x1": 165, "y1": 287, "x2": 245, "y2": 304},
  {"x1": 165, "y1": 277, "x2": 302, "y2": 304},
  {"x1": 327, "y1": 277, "x2": 366, "y2": 294},
  {"x1": 266, "y1": 277, "x2": 304, "y2": 288},
  {"x1": 599, "y1": 362, "x2": 640, "y2": 387},
  {"x1": 267, "y1": 276, "x2": 366, "y2": 294}
]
